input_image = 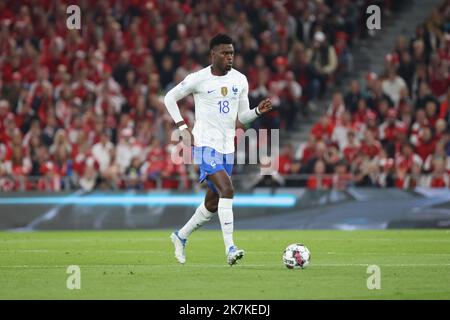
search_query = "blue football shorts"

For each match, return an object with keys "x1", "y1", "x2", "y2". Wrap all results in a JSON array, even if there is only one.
[{"x1": 192, "y1": 146, "x2": 234, "y2": 194}]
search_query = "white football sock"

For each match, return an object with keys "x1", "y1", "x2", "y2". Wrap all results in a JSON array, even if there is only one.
[
  {"x1": 178, "y1": 202, "x2": 214, "y2": 239},
  {"x1": 218, "y1": 198, "x2": 234, "y2": 253}
]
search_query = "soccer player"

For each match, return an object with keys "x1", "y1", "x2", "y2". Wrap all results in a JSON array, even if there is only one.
[{"x1": 164, "y1": 34, "x2": 272, "y2": 265}]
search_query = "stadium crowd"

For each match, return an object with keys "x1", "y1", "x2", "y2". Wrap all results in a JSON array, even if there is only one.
[
  {"x1": 274, "y1": 0, "x2": 450, "y2": 190},
  {"x1": 0, "y1": 0, "x2": 448, "y2": 191}
]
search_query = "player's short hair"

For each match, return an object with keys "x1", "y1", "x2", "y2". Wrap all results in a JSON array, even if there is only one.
[{"x1": 209, "y1": 34, "x2": 233, "y2": 50}]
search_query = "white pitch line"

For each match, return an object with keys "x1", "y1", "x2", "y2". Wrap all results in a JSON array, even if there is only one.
[
  {"x1": 0, "y1": 238, "x2": 171, "y2": 242},
  {"x1": 3, "y1": 237, "x2": 450, "y2": 244},
  {"x1": 0, "y1": 250, "x2": 162, "y2": 254},
  {"x1": 3, "y1": 250, "x2": 450, "y2": 258},
  {"x1": 324, "y1": 252, "x2": 450, "y2": 256},
  {"x1": 313, "y1": 263, "x2": 450, "y2": 267},
  {"x1": 0, "y1": 263, "x2": 449, "y2": 269},
  {"x1": 0, "y1": 264, "x2": 267, "y2": 269}
]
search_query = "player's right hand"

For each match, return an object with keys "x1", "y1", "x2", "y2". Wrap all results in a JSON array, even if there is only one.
[{"x1": 180, "y1": 127, "x2": 195, "y2": 147}]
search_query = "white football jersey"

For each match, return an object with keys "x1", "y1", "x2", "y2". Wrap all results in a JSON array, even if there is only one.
[{"x1": 164, "y1": 66, "x2": 258, "y2": 154}]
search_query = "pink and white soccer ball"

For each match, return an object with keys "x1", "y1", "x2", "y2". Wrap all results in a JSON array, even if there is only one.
[{"x1": 282, "y1": 243, "x2": 311, "y2": 269}]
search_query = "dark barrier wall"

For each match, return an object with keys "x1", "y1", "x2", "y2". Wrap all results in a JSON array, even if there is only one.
[{"x1": 0, "y1": 188, "x2": 449, "y2": 230}]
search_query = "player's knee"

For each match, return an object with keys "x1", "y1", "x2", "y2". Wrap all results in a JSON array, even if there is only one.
[
  {"x1": 219, "y1": 185, "x2": 234, "y2": 199},
  {"x1": 204, "y1": 201, "x2": 218, "y2": 213}
]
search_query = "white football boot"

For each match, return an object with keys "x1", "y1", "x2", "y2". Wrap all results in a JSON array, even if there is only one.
[
  {"x1": 227, "y1": 246, "x2": 245, "y2": 266},
  {"x1": 170, "y1": 231, "x2": 186, "y2": 264}
]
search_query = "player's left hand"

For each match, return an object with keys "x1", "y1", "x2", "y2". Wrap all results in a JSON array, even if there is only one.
[{"x1": 257, "y1": 98, "x2": 272, "y2": 114}]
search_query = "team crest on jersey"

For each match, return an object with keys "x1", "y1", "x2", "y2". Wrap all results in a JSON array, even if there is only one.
[
  {"x1": 221, "y1": 87, "x2": 228, "y2": 96},
  {"x1": 232, "y1": 85, "x2": 238, "y2": 94}
]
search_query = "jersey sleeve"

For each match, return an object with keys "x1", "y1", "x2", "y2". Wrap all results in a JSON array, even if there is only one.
[
  {"x1": 237, "y1": 77, "x2": 258, "y2": 124},
  {"x1": 163, "y1": 73, "x2": 198, "y2": 124}
]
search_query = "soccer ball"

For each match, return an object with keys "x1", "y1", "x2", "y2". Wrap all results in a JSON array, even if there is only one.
[{"x1": 282, "y1": 243, "x2": 311, "y2": 269}]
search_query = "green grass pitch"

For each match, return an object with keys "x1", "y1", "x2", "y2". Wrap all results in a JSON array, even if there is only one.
[{"x1": 0, "y1": 230, "x2": 449, "y2": 299}]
